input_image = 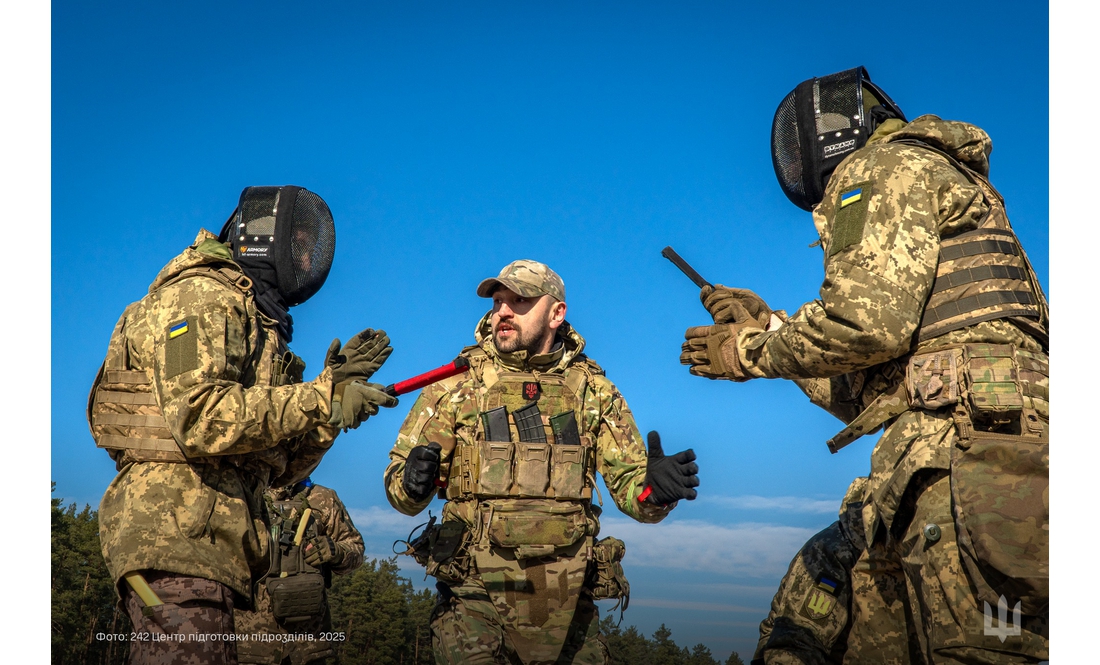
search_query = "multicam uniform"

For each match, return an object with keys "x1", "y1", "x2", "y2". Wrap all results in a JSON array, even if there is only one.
[
  {"x1": 235, "y1": 483, "x2": 365, "y2": 665},
  {"x1": 91, "y1": 230, "x2": 339, "y2": 663},
  {"x1": 752, "y1": 477, "x2": 913, "y2": 665},
  {"x1": 733, "y1": 116, "x2": 1049, "y2": 664},
  {"x1": 385, "y1": 317, "x2": 671, "y2": 665}
]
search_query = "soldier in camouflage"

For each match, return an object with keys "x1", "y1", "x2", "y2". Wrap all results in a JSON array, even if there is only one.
[
  {"x1": 680, "y1": 68, "x2": 1048, "y2": 664},
  {"x1": 90, "y1": 186, "x2": 398, "y2": 664},
  {"x1": 235, "y1": 478, "x2": 365, "y2": 665},
  {"x1": 385, "y1": 259, "x2": 701, "y2": 665},
  {"x1": 752, "y1": 477, "x2": 912, "y2": 665}
]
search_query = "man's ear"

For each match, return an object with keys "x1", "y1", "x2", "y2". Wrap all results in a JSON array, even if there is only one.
[{"x1": 548, "y1": 299, "x2": 567, "y2": 330}]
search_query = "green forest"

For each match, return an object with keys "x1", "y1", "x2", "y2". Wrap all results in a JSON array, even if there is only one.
[{"x1": 51, "y1": 488, "x2": 746, "y2": 665}]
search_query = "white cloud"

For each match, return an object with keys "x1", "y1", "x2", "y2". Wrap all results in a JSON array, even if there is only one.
[
  {"x1": 348, "y1": 506, "x2": 820, "y2": 580},
  {"x1": 348, "y1": 506, "x2": 432, "y2": 535},
  {"x1": 600, "y1": 517, "x2": 815, "y2": 579},
  {"x1": 702, "y1": 495, "x2": 838, "y2": 514}
]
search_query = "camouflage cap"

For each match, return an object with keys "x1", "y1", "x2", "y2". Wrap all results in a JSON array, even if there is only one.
[{"x1": 476, "y1": 259, "x2": 566, "y2": 301}]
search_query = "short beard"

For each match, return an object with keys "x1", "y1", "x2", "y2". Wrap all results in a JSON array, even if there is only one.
[{"x1": 495, "y1": 318, "x2": 551, "y2": 356}]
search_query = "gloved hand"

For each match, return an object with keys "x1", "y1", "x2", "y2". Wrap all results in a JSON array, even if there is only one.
[
  {"x1": 680, "y1": 320, "x2": 760, "y2": 381},
  {"x1": 639, "y1": 431, "x2": 699, "y2": 506},
  {"x1": 403, "y1": 442, "x2": 442, "y2": 502},
  {"x1": 328, "y1": 381, "x2": 399, "y2": 429},
  {"x1": 303, "y1": 535, "x2": 344, "y2": 568},
  {"x1": 701, "y1": 284, "x2": 772, "y2": 327},
  {"x1": 325, "y1": 328, "x2": 393, "y2": 402}
]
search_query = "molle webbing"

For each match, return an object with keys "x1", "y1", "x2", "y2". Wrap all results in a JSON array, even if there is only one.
[
  {"x1": 90, "y1": 369, "x2": 188, "y2": 462},
  {"x1": 448, "y1": 351, "x2": 596, "y2": 501},
  {"x1": 917, "y1": 228, "x2": 1043, "y2": 342}
]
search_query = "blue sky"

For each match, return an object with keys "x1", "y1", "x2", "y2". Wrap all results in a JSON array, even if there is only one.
[{"x1": 37, "y1": 1, "x2": 1064, "y2": 659}]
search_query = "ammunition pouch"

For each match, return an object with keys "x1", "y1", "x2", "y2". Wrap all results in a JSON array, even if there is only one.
[
  {"x1": 589, "y1": 536, "x2": 630, "y2": 611},
  {"x1": 265, "y1": 572, "x2": 326, "y2": 624},
  {"x1": 484, "y1": 501, "x2": 588, "y2": 559},
  {"x1": 902, "y1": 343, "x2": 1049, "y2": 614}
]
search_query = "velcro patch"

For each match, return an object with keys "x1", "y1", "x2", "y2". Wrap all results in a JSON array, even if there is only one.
[
  {"x1": 165, "y1": 316, "x2": 199, "y2": 379},
  {"x1": 829, "y1": 182, "x2": 871, "y2": 257},
  {"x1": 522, "y1": 381, "x2": 542, "y2": 401},
  {"x1": 799, "y1": 577, "x2": 840, "y2": 623}
]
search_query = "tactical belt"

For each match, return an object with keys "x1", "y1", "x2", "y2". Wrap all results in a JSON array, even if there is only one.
[{"x1": 826, "y1": 344, "x2": 1048, "y2": 453}]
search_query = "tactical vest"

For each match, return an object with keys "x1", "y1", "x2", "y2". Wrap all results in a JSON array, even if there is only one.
[
  {"x1": 87, "y1": 263, "x2": 303, "y2": 466},
  {"x1": 825, "y1": 142, "x2": 1050, "y2": 453},
  {"x1": 264, "y1": 488, "x2": 327, "y2": 623},
  {"x1": 895, "y1": 139, "x2": 1049, "y2": 348},
  {"x1": 445, "y1": 346, "x2": 599, "y2": 502}
]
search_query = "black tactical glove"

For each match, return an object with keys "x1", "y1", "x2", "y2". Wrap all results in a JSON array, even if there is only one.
[
  {"x1": 303, "y1": 535, "x2": 344, "y2": 568},
  {"x1": 403, "y1": 442, "x2": 442, "y2": 502},
  {"x1": 329, "y1": 381, "x2": 399, "y2": 430},
  {"x1": 325, "y1": 328, "x2": 393, "y2": 401},
  {"x1": 640, "y1": 431, "x2": 699, "y2": 506}
]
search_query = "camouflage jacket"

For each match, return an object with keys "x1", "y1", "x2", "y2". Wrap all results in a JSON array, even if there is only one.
[
  {"x1": 267, "y1": 483, "x2": 365, "y2": 576},
  {"x1": 96, "y1": 229, "x2": 339, "y2": 600},
  {"x1": 734, "y1": 116, "x2": 1048, "y2": 527},
  {"x1": 384, "y1": 315, "x2": 672, "y2": 530}
]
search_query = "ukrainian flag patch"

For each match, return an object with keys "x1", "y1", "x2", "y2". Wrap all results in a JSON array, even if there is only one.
[
  {"x1": 169, "y1": 321, "x2": 189, "y2": 339},
  {"x1": 840, "y1": 187, "x2": 863, "y2": 208}
]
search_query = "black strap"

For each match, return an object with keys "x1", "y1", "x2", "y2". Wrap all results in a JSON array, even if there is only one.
[
  {"x1": 939, "y1": 238, "x2": 1019, "y2": 262},
  {"x1": 921, "y1": 290, "x2": 1035, "y2": 327},
  {"x1": 930, "y1": 265, "x2": 1028, "y2": 294}
]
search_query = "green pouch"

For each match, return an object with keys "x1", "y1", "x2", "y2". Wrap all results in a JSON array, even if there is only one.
[
  {"x1": 266, "y1": 572, "x2": 326, "y2": 623},
  {"x1": 951, "y1": 425, "x2": 1048, "y2": 615},
  {"x1": 590, "y1": 536, "x2": 630, "y2": 609},
  {"x1": 486, "y1": 502, "x2": 586, "y2": 553}
]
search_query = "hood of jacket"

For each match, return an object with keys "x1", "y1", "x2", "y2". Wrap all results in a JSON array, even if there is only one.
[
  {"x1": 472, "y1": 311, "x2": 587, "y2": 373},
  {"x1": 148, "y1": 229, "x2": 241, "y2": 293},
  {"x1": 877, "y1": 114, "x2": 993, "y2": 177}
]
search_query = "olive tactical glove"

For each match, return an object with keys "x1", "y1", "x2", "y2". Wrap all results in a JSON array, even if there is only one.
[
  {"x1": 303, "y1": 535, "x2": 344, "y2": 568},
  {"x1": 325, "y1": 328, "x2": 393, "y2": 400},
  {"x1": 680, "y1": 321, "x2": 760, "y2": 382},
  {"x1": 403, "y1": 442, "x2": 442, "y2": 502},
  {"x1": 329, "y1": 381, "x2": 398, "y2": 430},
  {"x1": 701, "y1": 284, "x2": 773, "y2": 327},
  {"x1": 639, "y1": 431, "x2": 699, "y2": 506}
]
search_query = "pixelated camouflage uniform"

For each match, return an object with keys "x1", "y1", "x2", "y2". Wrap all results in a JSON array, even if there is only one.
[
  {"x1": 385, "y1": 315, "x2": 672, "y2": 665},
  {"x1": 234, "y1": 483, "x2": 364, "y2": 664},
  {"x1": 730, "y1": 116, "x2": 1049, "y2": 664},
  {"x1": 753, "y1": 477, "x2": 913, "y2": 665},
  {"x1": 90, "y1": 230, "x2": 340, "y2": 663}
]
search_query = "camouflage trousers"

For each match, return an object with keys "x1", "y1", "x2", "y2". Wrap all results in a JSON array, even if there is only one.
[
  {"x1": 883, "y1": 472, "x2": 1047, "y2": 664},
  {"x1": 122, "y1": 571, "x2": 239, "y2": 665},
  {"x1": 431, "y1": 542, "x2": 609, "y2": 664},
  {"x1": 234, "y1": 582, "x2": 334, "y2": 665}
]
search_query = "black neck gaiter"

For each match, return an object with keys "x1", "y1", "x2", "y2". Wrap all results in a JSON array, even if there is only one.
[{"x1": 238, "y1": 261, "x2": 294, "y2": 342}]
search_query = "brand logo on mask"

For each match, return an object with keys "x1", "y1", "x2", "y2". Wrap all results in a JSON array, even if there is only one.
[{"x1": 823, "y1": 139, "x2": 856, "y2": 157}]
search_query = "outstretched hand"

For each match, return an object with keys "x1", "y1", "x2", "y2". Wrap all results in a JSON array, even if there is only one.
[{"x1": 640, "y1": 431, "x2": 699, "y2": 506}]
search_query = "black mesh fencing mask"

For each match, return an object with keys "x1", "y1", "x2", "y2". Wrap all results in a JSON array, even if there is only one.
[
  {"x1": 771, "y1": 66, "x2": 905, "y2": 211},
  {"x1": 224, "y1": 185, "x2": 336, "y2": 307}
]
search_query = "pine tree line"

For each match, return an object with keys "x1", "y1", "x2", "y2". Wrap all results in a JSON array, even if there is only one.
[{"x1": 51, "y1": 487, "x2": 745, "y2": 664}]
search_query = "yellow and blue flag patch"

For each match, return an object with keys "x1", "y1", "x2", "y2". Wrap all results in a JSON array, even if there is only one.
[
  {"x1": 168, "y1": 321, "x2": 189, "y2": 339},
  {"x1": 840, "y1": 187, "x2": 863, "y2": 208}
]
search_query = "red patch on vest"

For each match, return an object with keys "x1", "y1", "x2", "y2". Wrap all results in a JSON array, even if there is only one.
[{"x1": 523, "y1": 382, "x2": 542, "y2": 401}]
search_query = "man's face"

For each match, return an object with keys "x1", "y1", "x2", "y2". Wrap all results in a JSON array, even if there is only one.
[{"x1": 491, "y1": 287, "x2": 562, "y2": 355}]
